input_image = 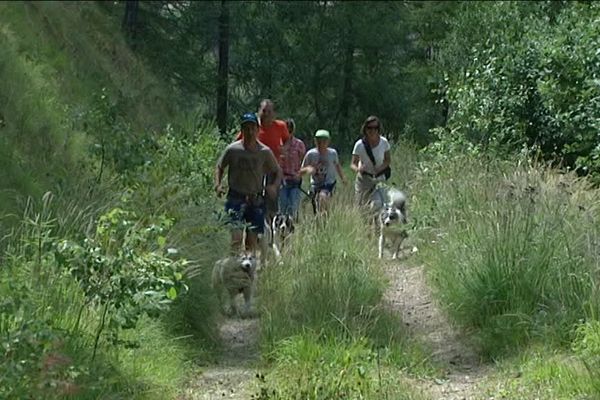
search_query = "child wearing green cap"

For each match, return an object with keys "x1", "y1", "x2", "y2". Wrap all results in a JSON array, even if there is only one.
[{"x1": 300, "y1": 129, "x2": 347, "y2": 213}]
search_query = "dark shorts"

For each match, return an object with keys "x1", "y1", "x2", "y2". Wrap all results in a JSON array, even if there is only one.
[
  {"x1": 311, "y1": 182, "x2": 336, "y2": 196},
  {"x1": 224, "y1": 192, "x2": 265, "y2": 234}
]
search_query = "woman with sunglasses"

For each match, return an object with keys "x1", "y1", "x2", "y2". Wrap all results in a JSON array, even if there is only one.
[{"x1": 350, "y1": 115, "x2": 391, "y2": 209}]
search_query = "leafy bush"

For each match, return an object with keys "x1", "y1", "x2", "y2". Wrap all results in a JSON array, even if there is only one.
[
  {"x1": 56, "y1": 206, "x2": 188, "y2": 358},
  {"x1": 0, "y1": 192, "x2": 194, "y2": 399},
  {"x1": 439, "y1": 2, "x2": 600, "y2": 181}
]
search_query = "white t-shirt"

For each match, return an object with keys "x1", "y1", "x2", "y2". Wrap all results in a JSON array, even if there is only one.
[
  {"x1": 302, "y1": 148, "x2": 339, "y2": 186},
  {"x1": 352, "y1": 137, "x2": 390, "y2": 176}
]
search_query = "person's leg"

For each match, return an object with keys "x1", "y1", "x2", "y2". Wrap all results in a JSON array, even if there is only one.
[
  {"x1": 354, "y1": 174, "x2": 375, "y2": 208},
  {"x1": 290, "y1": 187, "x2": 302, "y2": 219},
  {"x1": 318, "y1": 190, "x2": 330, "y2": 213},
  {"x1": 246, "y1": 201, "x2": 266, "y2": 256},
  {"x1": 279, "y1": 186, "x2": 291, "y2": 216},
  {"x1": 231, "y1": 230, "x2": 244, "y2": 254},
  {"x1": 246, "y1": 232, "x2": 258, "y2": 254},
  {"x1": 370, "y1": 186, "x2": 385, "y2": 211},
  {"x1": 225, "y1": 196, "x2": 245, "y2": 254},
  {"x1": 265, "y1": 173, "x2": 279, "y2": 224}
]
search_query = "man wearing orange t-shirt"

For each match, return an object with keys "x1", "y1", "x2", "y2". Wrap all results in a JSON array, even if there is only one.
[{"x1": 237, "y1": 99, "x2": 290, "y2": 221}]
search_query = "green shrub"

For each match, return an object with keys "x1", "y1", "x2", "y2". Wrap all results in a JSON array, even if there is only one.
[
  {"x1": 439, "y1": 2, "x2": 600, "y2": 181},
  {"x1": 0, "y1": 193, "x2": 194, "y2": 399},
  {"x1": 413, "y1": 150, "x2": 600, "y2": 357}
]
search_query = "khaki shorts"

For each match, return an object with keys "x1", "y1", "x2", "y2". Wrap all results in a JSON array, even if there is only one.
[{"x1": 354, "y1": 173, "x2": 381, "y2": 207}]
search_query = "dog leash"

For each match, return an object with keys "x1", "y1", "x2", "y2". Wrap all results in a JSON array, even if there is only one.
[{"x1": 298, "y1": 186, "x2": 317, "y2": 215}]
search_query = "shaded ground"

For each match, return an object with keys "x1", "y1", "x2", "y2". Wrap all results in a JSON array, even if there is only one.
[{"x1": 181, "y1": 317, "x2": 260, "y2": 400}]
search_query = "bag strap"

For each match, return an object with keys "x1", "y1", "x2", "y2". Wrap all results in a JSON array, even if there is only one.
[{"x1": 362, "y1": 138, "x2": 377, "y2": 167}]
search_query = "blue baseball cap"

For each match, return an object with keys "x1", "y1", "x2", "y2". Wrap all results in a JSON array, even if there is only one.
[{"x1": 241, "y1": 112, "x2": 258, "y2": 125}]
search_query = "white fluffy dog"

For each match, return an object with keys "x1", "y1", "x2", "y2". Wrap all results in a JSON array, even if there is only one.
[
  {"x1": 211, "y1": 253, "x2": 256, "y2": 316},
  {"x1": 371, "y1": 187, "x2": 408, "y2": 259}
]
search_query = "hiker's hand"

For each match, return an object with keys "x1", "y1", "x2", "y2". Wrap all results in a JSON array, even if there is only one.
[
  {"x1": 214, "y1": 183, "x2": 225, "y2": 197},
  {"x1": 265, "y1": 184, "x2": 278, "y2": 199},
  {"x1": 304, "y1": 165, "x2": 316, "y2": 175}
]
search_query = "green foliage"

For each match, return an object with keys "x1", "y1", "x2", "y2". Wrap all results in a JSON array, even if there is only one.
[
  {"x1": 117, "y1": 1, "x2": 448, "y2": 147},
  {"x1": 0, "y1": 194, "x2": 193, "y2": 399},
  {"x1": 410, "y1": 149, "x2": 600, "y2": 358},
  {"x1": 438, "y1": 1, "x2": 600, "y2": 180},
  {"x1": 253, "y1": 335, "x2": 425, "y2": 400},
  {"x1": 127, "y1": 120, "x2": 225, "y2": 209},
  {"x1": 483, "y1": 344, "x2": 600, "y2": 400},
  {"x1": 260, "y1": 203, "x2": 401, "y2": 349},
  {"x1": 573, "y1": 321, "x2": 600, "y2": 396},
  {"x1": 0, "y1": 1, "x2": 175, "y2": 220},
  {"x1": 56, "y1": 207, "x2": 188, "y2": 334}
]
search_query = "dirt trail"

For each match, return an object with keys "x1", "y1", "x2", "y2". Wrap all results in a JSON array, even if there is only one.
[
  {"x1": 383, "y1": 258, "x2": 491, "y2": 400},
  {"x1": 183, "y1": 255, "x2": 491, "y2": 400},
  {"x1": 181, "y1": 317, "x2": 260, "y2": 400}
]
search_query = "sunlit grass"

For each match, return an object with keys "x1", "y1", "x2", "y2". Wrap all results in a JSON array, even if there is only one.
[
  {"x1": 410, "y1": 152, "x2": 600, "y2": 358},
  {"x1": 254, "y1": 334, "x2": 428, "y2": 400}
]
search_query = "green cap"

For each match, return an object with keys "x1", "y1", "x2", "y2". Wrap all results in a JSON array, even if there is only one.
[{"x1": 314, "y1": 129, "x2": 330, "y2": 139}]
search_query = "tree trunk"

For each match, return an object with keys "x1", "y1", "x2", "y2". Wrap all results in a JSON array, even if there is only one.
[
  {"x1": 122, "y1": 1, "x2": 139, "y2": 40},
  {"x1": 217, "y1": 0, "x2": 230, "y2": 137},
  {"x1": 312, "y1": 61, "x2": 323, "y2": 126},
  {"x1": 338, "y1": 40, "x2": 355, "y2": 140}
]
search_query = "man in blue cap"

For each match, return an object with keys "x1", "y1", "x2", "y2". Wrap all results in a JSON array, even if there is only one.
[{"x1": 214, "y1": 112, "x2": 283, "y2": 255}]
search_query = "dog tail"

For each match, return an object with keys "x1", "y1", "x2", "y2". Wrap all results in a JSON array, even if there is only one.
[
  {"x1": 390, "y1": 191, "x2": 406, "y2": 209},
  {"x1": 390, "y1": 190, "x2": 407, "y2": 222}
]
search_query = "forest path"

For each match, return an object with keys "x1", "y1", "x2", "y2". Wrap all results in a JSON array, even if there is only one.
[
  {"x1": 383, "y1": 257, "x2": 491, "y2": 400},
  {"x1": 181, "y1": 317, "x2": 260, "y2": 400},
  {"x1": 182, "y1": 253, "x2": 492, "y2": 400}
]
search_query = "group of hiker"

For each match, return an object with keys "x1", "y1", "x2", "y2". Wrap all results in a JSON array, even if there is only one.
[{"x1": 214, "y1": 99, "x2": 392, "y2": 254}]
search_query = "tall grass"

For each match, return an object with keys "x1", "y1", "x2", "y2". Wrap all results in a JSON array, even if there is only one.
[
  {"x1": 0, "y1": 193, "x2": 196, "y2": 399},
  {"x1": 411, "y1": 152, "x2": 600, "y2": 357},
  {"x1": 256, "y1": 176, "x2": 434, "y2": 398},
  {"x1": 254, "y1": 334, "x2": 427, "y2": 400},
  {"x1": 0, "y1": 1, "x2": 176, "y2": 223},
  {"x1": 259, "y1": 200, "x2": 404, "y2": 350}
]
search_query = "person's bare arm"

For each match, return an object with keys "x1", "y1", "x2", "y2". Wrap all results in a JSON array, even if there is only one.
[
  {"x1": 299, "y1": 151, "x2": 314, "y2": 176},
  {"x1": 265, "y1": 151, "x2": 282, "y2": 199},
  {"x1": 350, "y1": 154, "x2": 362, "y2": 173},
  {"x1": 335, "y1": 161, "x2": 347, "y2": 184},
  {"x1": 300, "y1": 165, "x2": 315, "y2": 176},
  {"x1": 214, "y1": 164, "x2": 225, "y2": 197}
]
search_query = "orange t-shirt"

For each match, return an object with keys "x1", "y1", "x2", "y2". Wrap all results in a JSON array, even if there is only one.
[{"x1": 237, "y1": 120, "x2": 290, "y2": 161}]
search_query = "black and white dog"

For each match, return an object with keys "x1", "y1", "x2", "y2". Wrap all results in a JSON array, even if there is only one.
[
  {"x1": 270, "y1": 213, "x2": 295, "y2": 258},
  {"x1": 257, "y1": 213, "x2": 295, "y2": 263},
  {"x1": 374, "y1": 187, "x2": 408, "y2": 259}
]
